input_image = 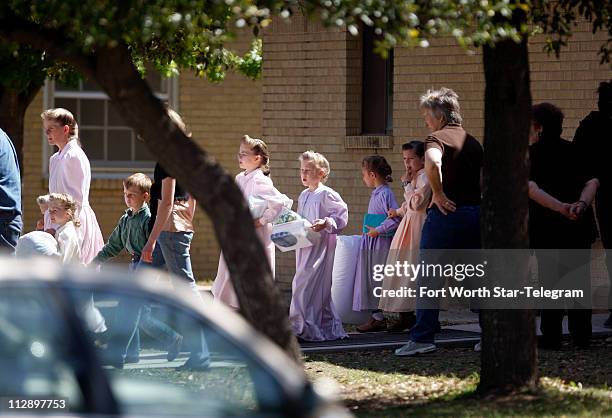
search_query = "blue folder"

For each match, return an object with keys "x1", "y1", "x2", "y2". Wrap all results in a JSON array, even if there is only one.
[{"x1": 362, "y1": 213, "x2": 396, "y2": 237}]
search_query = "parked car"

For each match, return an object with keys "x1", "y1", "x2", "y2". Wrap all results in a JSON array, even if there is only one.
[{"x1": 0, "y1": 257, "x2": 352, "y2": 418}]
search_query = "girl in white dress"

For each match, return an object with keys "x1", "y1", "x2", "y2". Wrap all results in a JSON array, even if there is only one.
[
  {"x1": 42, "y1": 108, "x2": 104, "y2": 264},
  {"x1": 211, "y1": 135, "x2": 285, "y2": 309},
  {"x1": 48, "y1": 193, "x2": 106, "y2": 334}
]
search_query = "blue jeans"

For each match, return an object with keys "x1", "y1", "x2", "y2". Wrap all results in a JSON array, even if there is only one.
[
  {"x1": 139, "y1": 231, "x2": 209, "y2": 365},
  {"x1": 410, "y1": 206, "x2": 481, "y2": 344},
  {"x1": 0, "y1": 214, "x2": 21, "y2": 253},
  {"x1": 118, "y1": 260, "x2": 181, "y2": 361},
  {"x1": 151, "y1": 231, "x2": 197, "y2": 290}
]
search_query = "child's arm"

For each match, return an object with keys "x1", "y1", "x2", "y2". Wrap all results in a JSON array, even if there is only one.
[
  {"x1": 254, "y1": 176, "x2": 285, "y2": 226},
  {"x1": 93, "y1": 219, "x2": 125, "y2": 264},
  {"x1": 375, "y1": 190, "x2": 401, "y2": 235},
  {"x1": 315, "y1": 190, "x2": 348, "y2": 234},
  {"x1": 408, "y1": 172, "x2": 432, "y2": 211}
]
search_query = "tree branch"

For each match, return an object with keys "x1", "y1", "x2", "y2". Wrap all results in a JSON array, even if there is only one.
[{"x1": 0, "y1": 11, "x2": 97, "y2": 81}]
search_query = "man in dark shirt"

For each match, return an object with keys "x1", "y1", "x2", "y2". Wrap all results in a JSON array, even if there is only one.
[
  {"x1": 530, "y1": 103, "x2": 599, "y2": 348},
  {"x1": 573, "y1": 80, "x2": 612, "y2": 328},
  {"x1": 0, "y1": 128, "x2": 22, "y2": 253}
]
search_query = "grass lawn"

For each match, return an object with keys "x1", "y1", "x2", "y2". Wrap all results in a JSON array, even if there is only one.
[{"x1": 304, "y1": 338, "x2": 612, "y2": 417}]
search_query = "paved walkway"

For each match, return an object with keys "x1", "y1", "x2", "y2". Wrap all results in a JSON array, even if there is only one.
[{"x1": 299, "y1": 313, "x2": 612, "y2": 353}]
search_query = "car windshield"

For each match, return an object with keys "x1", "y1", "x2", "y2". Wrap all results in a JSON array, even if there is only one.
[{"x1": 0, "y1": 281, "x2": 290, "y2": 417}]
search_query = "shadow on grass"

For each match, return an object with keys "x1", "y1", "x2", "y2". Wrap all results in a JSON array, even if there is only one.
[
  {"x1": 354, "y1": 387, "x2": 612, "y2": 417},
  {"x1": 306, "y1": 338, "x2": 612, "y2": 386},
  {"x1": 305, "y1": 339, "x2": 612, "y2": 416}
]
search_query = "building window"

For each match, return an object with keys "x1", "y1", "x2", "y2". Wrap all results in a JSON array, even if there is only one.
[
  {"x1": 44, "y1": 72, "x2": 178, "y2": 178},
  {"x1": 361, "y1": 26, "x2": 393, "y2": 135}
]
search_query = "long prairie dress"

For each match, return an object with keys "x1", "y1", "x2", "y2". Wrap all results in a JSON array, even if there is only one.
[
  {"x1": 352, "y1": 184, "x2": 400, "y2": 311},
  {"x1": 45, "y1": 139, "x2": 104, "y2": 265},
  {"x1": 56, "y1": 221, "x2": 107, "y2": 333},
  {"x1": 379, "y1": 169, "x2": 431, "y2": 312},
  {"x1": 211, "y1": 168, "x2": 285, "y2": 309},
  {"x1": 289, "y1": 184, "x2": 348, "y2": 341}
]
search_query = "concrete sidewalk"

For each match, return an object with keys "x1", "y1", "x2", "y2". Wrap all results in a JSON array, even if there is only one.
[{"x1": 299, "y1": 313, "x2": 612, "y2": 353}]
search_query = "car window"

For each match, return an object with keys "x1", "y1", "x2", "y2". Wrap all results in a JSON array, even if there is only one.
[
  {"x1": 69, "y1": 286, "x2": 288, "y2": 417},
  {"x1": 0, "y1": 285, "x2": 86, "y2": 412}
]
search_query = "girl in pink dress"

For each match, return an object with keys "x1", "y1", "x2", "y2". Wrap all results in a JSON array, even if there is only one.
[
  {"x1": 211, "y1": 135, "x2": 285, "y2": 309},
  {"x1": 42, "y1": 108, "x2": 104, "y2": 265},
  {"x1": 379, "y1": 141, "x2": 431, "y2": 331},
  {"x1": 290, "y1": 151, "x2": 348, "y2": 341}
]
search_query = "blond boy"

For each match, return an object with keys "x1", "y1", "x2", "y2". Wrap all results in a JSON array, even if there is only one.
[{"x1": 93, "y1": 173, "x2": 152, "y2": 265}]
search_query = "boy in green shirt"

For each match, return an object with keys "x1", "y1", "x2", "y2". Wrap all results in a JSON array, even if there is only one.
[
  {"x1": 93, "y1": 173, "x2": 152, "y2": 266},
  {"x1": 94, "y1": 173, "x2": 182, "y2": 367}
]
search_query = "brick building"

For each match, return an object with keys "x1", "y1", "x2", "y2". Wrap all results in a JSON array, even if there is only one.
[{"x1": 19, "y1": 18, "x2": 610, "y2": 306}]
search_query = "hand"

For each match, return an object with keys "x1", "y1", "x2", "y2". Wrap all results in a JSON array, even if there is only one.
[
  {"x1": 431, "y1": 193, "x2": 456, "y2": 215},
  {"x1": 311, "y1": 219, "x2": 327, "y2": 232},
  {"x1": 387, "y1": 208, "x2": 399, "y2": 218},
  {"x1": 406, "y1": 167, "x2": 414, "y2": 182},
  {"x1": 254, "y1": 218, "x2": 265, "y2": 228},
  {"x1": 569, "y1": 201, "x2": 588, "y2": 218},
  {"x1": 141, "y1": 240, "x2": 156, "y2": 263},
  {"x1": 559, "y1": 203, "x2": 578, "y2": 221},
  {"x1": 36, "y1": 219, "x2": 44, "y2": 230},
  {"x1": 365, "y1": 226, "x2": 380, "y2": 238}
]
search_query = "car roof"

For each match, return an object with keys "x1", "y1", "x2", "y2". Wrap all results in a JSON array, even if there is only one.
[{"x1": 0, "y1": 256, "x2": 308, "y2": 399}]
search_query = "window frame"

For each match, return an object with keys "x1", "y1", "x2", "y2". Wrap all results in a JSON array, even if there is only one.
[
  {"x1": 42, "y1": 76, "x2": 179, "y2": 179},
  {"x1": 361, "y1": 25, "x2": 394, "y2": 136}
]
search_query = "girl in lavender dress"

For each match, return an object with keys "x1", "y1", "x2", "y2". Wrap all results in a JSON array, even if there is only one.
[
  {"x1": 354, "y1": 156, "x2": 401, "y2": 332},
  {"x1": 290, "y1": 151, "x2": 348, "y2": 341},
  {"x1": 212, "y1": 135, "x2": 285, "y2": 309}
]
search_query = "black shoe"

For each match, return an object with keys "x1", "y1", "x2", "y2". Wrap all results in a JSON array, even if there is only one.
[
  {"x1": 538, "y1": 339, "x2": 562, "y2": 350},
  {"x1": 387, "y1": 312, "x2": 416, "y2": 333},
  {"x1": 176, "y1": 356, "x2": 211, "y2": 371},
  {"x1": 96, "y1": 347, "x2": 124, "y2": 369},
  {"x1": 572, "y1": 337, "x2": 590, "y2": 349},
  {"x1": 125, "y1": 355, "x2": 140, "y2": 364},
  {"x1": 167, "y1": 335, "x2": 183, "y2": 362},
  {"x1": 604, "y1": 313, "x2": 612, "y2": 329}
]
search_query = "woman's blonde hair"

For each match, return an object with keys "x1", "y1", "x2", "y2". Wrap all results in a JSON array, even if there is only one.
[
  {"x1": 299, "y1": 150, "x2": 330, "y2": 183},
  {"x1": 48, "y1": 193, "x2": 80, "y2": 227},
  {"x1": 41, "y1": 108, "x2": 78, "y2": 137},
  {"x1": 241, "y1": 134, "x2": 271, "y2": 176}
]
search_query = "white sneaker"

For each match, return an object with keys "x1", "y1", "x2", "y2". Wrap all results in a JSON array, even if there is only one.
[
  {"x1": 474, "y1": 341, "x2": 481, "y2": 352},
  {"x1": 394, "y1": 340, "x2": 436, "y2": 356}
]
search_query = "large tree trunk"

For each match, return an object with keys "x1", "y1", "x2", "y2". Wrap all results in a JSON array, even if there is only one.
[
  {"x1": 478, "y1": 36, "x2": 537, "y2": 393},
  {"x1": 0, "y1": 86, "x2": 41, "y2": 172}
]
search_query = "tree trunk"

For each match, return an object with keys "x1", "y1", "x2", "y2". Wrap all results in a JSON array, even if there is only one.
[
  {"x1": 0, "y1": 86, "x2": 40, "y2": 171},
  {"x1": 89, "y1": 45, "x2": 302, "y2": 363},
  {"x1": 478, "y1": 37, "x2": 537, "y2": 393}
]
